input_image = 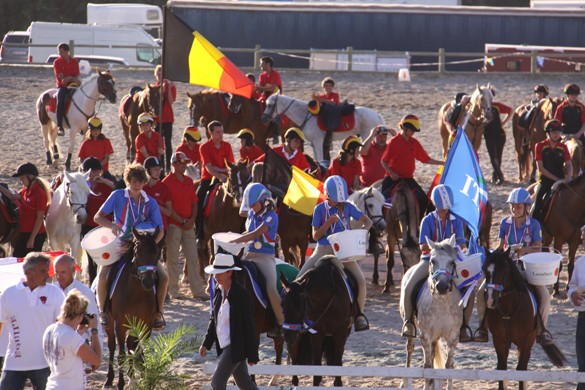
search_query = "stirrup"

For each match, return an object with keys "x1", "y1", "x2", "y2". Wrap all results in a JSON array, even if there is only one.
[
  {"x1": 459, "y1": 324, "x2": 473, "y2": 343},
  {"x1": 473, "y1": 327, "x2": 489, "y2": 342},
  {"x1": 99, "y1": 312, "x2": 109, "y2": 327},
  {"x1": 354, "y1": 314, "x2": 370, "y2": 332},
  {"x1": 153, "y1": 312, "x2": 166, "y2": 331},
  {"x1": 57, "y1": 126, "x2": 65, "y2": 136},
  {"x1": 537, "y1": 330, "x2": 554, "y2": 346},
  {"x1": 402, "y1": 321, "x2": 417, "y2": 338}
]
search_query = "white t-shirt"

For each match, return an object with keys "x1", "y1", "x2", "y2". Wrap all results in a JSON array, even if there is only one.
[
  {"x1": 0, "y1": 281, "x2": 65, "y2": 370},
  {"x1": 43, "y1": 322, "x2": 86, "y2": 390},
  {"x1": 54, "y1": 279, "x2": 103, "y2": 343}
]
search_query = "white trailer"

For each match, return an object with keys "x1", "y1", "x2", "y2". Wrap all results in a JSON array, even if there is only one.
[
  {"x1": 27, "y1": 22, "x2": 160, "y2": 66},
  {"x1": 87, "y1": 3, "x2": 163, "y2": 38}
]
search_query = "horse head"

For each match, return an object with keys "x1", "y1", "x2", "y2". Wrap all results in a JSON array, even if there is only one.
[
  {"x1": 471, "y1": 83, "x2": 494, "y2": 123},
  {"x1": 483, "y1": 248, "x2": 527, "y2": 310},
  {"x1": 97, "y1": 70, "x2": 117, "y2": 103},
  {"x1": 280, "y1": 274, "x2": 308, "y2": 351},
  {"x1": 62, "y1": 170, "x2": 91, "y2": 224},
  {"x1": 131, "y1": 227, "x2": 161, "y2": 291},
  {"x1": 427, "y1": 235, "x2": 458, "y2": 295},
  {"x1": 187, "y1": 91, "x2": 212, "y2": 129},
  {"x1": 226, "y1": 161, "x2": 251, "y2": 206},
  {"x1": 354, "y1": 187, "x2": 386, "y2": 234},
  {"x1": 140, "y1": 83, "x2": 161, "y2": 117},
  {"x1": 261, "y1": 94, "x2": 279, "y2": 124},
  {"x1": 228, "y1": 94, "x2": 244, "y2": 113}
]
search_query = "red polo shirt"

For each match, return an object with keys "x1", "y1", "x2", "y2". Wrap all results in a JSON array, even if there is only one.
[
  {"x1": 176, "y1": 142, "x2": 200, "y2": 164},
  {"x1": 53, "y1": 56, "x2": 80, "y2": 88},
  {"x1": 135, "y1": 131, "x2": 162, "y2": 164},
  {"x1": 143, "y1": 180, "x2": 171, "y2": 228},
  {"x1": 78, "y1": 138, "x2": 114, "y2": 172},
  {"x1": 325, "y1": 158, "x2": 362, "y2": 194},
  {"x1": 156, "y1": 81, "x2": 177, "y2": 124},
  {"x1": 19, "y1": 182, "x2": 49, "y2": 233},
  {"x1": 381, "y1": 134, "x2": 430, "y2": 179},
  {"x1": 199, "y1": 140, "x2": 235, "y2": 181},
  {"x1": 259, "y1": 70, "x2": 282, "y2": 100},
  {"x1": 319, "y1": 92, "x2": 340, "y2": 104},
  {"x1": 360, "y1": 142, "x2": 387, "y2": 186},
  {"x1": 85, "y1": 182, "x2": 113, "y2": 227},
  {"x1": 162, "y1": 173, "x2": 198, "y2": 225},
  {"x1": 239, "y1": 145, "x2": 264, "y2": 164}
]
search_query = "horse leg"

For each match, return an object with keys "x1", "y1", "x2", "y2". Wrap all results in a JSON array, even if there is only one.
[
  {"x1": 400, "y1": 338, "x2": 415, "y2": 388},
  {"x1": 421, "y1": 337, "x2": 434, "y2": 389},
  {"x1": 372, "y1": 252, "x2": 379, "y2": 285},
  {"x1": 445, "y1": 338, "x2": 458, "y2": 390},
  {"x1": 104, "y1": 322, "x2": 116, "y2": 388},
  {"x1": 384, "y1": 241, "x2": 396, "y2": 293},
  {"x1": 116, "y1": 323, "x2": 127, "y2": 390},
  {"x1": 553, "y1": 240, "x2": 564, "y2": 297},
  {"x1": 516, "y1": 346, "x2": 532, "y2": 390},
  {"x1": 494, "y1": 340, "x2": 510, "y2": 390},
  {"x1": 41, "y1": 123, "x2": 54, "y2": 166},
  {"x1": 267, "y1": 335, "x2": 284, "y2": 386}
]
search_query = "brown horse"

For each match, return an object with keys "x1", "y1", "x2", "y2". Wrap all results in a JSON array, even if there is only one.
[
  {"x1": 540, "y1": 174, "x2": 585, "y2": 296},
  {"x1": 0, "y1": 195, "x2": 19, "y2": 249},
  {"x1": 104, "y1": 228, "x2": 162, "y2": 389},
  {"x1": 198, "y1": 161, "x2": 251, "y2": 268},
  {"x1": 281, "y1": 256, "x2": 355, "y2": 387},
  {"x1": 566, "y1": 137, "x2": 584, "y2": 179},
  {"x1": 118, "y1": 83, "x2": 161, "y2": 162},
  {"x1": 483, "y1": 249, "x2": 565, "y2": 390},
  {"x1": 379, "y1": 181, "x2": 421, "y2": 293},
  {"x1": 512, "y1": 97, "x2": 560, "y2": 183},
  {"x1": 438, "y1": 84, "x2": 494, "y2": 158},
  {"x1": 187, "y1": 90, "x2": 281, "y2": 149}
]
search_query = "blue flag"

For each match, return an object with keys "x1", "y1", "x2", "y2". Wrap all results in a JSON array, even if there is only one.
[{"x1": 440, "y1": 128, "x2": 488, "y2": 252}]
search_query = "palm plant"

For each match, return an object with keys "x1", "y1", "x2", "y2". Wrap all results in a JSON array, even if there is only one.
[{"x1": 123, "y1": 317, "x2": 199, "y2": 390}]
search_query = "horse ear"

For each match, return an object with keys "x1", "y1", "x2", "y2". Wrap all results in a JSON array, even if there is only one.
[
  {"x1": 63, "y1": 170, "x2": 74, "y2": 183},
  {"x1": 504, "y1": 247, "x2": 511, "y2": 256},
  {"x1": 83, "y1": 171, "x2": 91, "y2": 180},
  {"x1": 132, "y1": 227, "x2": 139, "y2": 240},
  {"x1": 425, "y1": 235, "x2": 436, "y2": 250},
  {"x1": 448, "y1": 234, "x2": 456, "y2": 248}
]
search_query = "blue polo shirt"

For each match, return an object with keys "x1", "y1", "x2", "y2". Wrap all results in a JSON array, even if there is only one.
[
  {"x1": 98, "y1": 189, "x2": 163, "y2": 241},
  {"x1": 246, "y1": 209, "x2": 278, "y2": 254},
  {"x1": 312, "y1": 201, "x2": 363, "y2": 246},
  {"x1": 419, "y1": 211, "x2": 466, "y2": 248},
  {"x1": 499, "y1": 216, "x2": 542, "y2": 248}
]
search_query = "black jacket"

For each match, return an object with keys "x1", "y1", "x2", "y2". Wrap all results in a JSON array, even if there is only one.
[{"x1": 202, "y1": 281, "x2": 259, "y2": 364}]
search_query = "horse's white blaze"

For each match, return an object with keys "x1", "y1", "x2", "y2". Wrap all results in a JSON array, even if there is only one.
[
  {"x1": 263, "y1": 94, "x2": 384, "y2": 162},
  {"x1": 486, "y1": 263, "x2": 496, "y2": 309},
  {"x1": 348, "y1": 187, "x2": 386, "y2": 232}
]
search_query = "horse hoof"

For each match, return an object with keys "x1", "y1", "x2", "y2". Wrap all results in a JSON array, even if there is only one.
[{"x1": 382, "y1": 287, "x2": 390, "y2": 293}]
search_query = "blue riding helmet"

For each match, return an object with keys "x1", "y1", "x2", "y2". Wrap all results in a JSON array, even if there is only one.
[
  {"x1": 246, "y1": 183, "x2": 271, "y2": 206},
  {"x1": 134, "y1": 222, "x2": 156, "y2": 234},
  {"x1": 506, "y1": 188, "x2": 531, "y2": 204},
  {"x1": 324, "y1": 175, "x2": 348, "y2": 203},
  {"x1": 431, "y1": 184, "x2": 454, "y2": 210}
]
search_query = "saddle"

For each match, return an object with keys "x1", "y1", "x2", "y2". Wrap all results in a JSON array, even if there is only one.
[
  {"x1": 240, "y1": 260, "x2": 270, "y2": 309},
  {"x1": 46, "y1": 87, "x2": 76, "y2": 121},
  {"x1": 315, "y1": 100, "x2": 356, "y2": 132},
  {"x1": 202, "y1": 183, "x2": 221, "y2": 219},
  {"x1": 518, "y1": 103, "x2": 539, "y2": 129},
  {"x1": 217, "y1": 93, "x2": 232, "y2": 116}
]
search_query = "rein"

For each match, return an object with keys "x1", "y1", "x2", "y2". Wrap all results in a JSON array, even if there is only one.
[
  {"x1": 65, "y1": 183, "x2": 87, "y2": 215},
  {"x1": 362, "y1": 192, "x2": 384, "y2": 229},
  {"x1": 268, "y1": 95, "x2": 313, "y2": 130}
]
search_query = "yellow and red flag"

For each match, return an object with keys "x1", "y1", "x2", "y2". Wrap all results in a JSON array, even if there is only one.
[{"x1": 162, "y1": 10, "x2": 254, "y2": 98}]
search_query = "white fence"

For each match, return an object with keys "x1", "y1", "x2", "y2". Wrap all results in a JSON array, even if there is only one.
[{"x1": 202, "y1": 363, "x2": 585, "y2": 389}]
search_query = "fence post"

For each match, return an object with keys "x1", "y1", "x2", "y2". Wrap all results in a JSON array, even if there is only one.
[
  {"x1": 253, "y1": 44, "x2": 261, "y2": 68},
  {"x1": 347, "y1": 46, "x2": 353, "y2": 72},
  {"x1": 69, "y1": 39, "x2": 75, "y2": 56},
  {"x1": 530, "y1": 50, "x2": 537, "y2": 74},
  {"x1": 438, "y1": 48, "x2": 445, "y2": 73}
]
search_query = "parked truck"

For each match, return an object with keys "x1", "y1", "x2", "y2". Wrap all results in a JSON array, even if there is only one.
[
  {"x1": 27, "y1": 22, "x2": 160, "y2": 66},
  {"x1": 87, "y1": 3, "x2": 163, "y2": 39}
]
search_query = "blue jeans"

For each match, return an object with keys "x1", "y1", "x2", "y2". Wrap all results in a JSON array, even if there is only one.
[
  {"x1": 577, "y1": 312, "x2": 585, "y2": 390},
  {"x1": 0, "y1": 367, "x2": 50, "y2": 390}
]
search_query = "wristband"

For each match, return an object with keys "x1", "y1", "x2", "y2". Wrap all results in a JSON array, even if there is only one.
[{"x1": 91, "y1": 328, "x2": 99, "y2": 334}]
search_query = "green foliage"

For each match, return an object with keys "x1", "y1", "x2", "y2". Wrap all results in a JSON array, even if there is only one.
[{"x1": 122, "y1": 317, "x2": 199, "y2": 390}]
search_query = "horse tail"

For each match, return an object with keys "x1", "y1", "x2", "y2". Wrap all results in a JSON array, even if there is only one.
[
  {"x1": 433, "y1": 340, "x2": 445, "y2": 369},
  {"x1": 541, "y1": 342, "x2": 566, "y2": 368},
  {"x1": 37, "y1": 93, "x2": 51, "y2": 125}
]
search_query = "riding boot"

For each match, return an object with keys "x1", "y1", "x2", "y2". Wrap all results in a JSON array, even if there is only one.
[
  {"x1": 267, "y1": 324, "x2": 283, "y2": 339},
  {"x1": 473, "y1": 317, "x2": 489, "y2": 342},
  {"x1": 402, "y1": 320, "x2": 416, "y2": 338},
  {"x1": 459, "y1": 323, "x2": 473, "y2": 343},
  {"x1": 99, "y1": 312, "x2": 109, "y2": 328}
]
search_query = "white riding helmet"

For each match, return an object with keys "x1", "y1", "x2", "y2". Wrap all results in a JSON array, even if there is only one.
[
  {"x1": 431, "y1": 184, "x2": 454, "y2": 210},
  {"x1": 324, "y1": 175, "x2": 348, "y2": 203}
]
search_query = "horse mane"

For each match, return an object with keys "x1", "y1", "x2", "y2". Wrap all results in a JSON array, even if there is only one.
[
  {"x1": 315, "y1": 255, "x2": 346, "y2": 279},
  {"x1": 201, "y1": 88, "x2": 219, "y2": 95},
  {"x1": 567, "y1": 171, "x2": 585, "y2": 188},
  {"x1": 486, "y1": 249, "x2": 529, "y2": 293}
]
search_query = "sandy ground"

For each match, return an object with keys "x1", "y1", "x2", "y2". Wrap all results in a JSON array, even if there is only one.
[{"x1": 1, "y1": 64, "x2": 585, "y2": 389}]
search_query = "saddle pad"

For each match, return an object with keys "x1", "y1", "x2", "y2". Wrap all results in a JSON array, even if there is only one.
[
  {"x1": 528, "y1": 289, "x2": 537, "y2": 318},
  {"x1": 108, "y1": 260, "x2": 127, "y2": 300},
  {"x1": 242, "y1": 262, "x2": 268, "y2": 309},
  {"x1": 119, "y1": 94, "x2": 131, "y2": 116},
  {"x1": 203, "y1": 185, "x2": 220, "y2": 219},
  {"x1": 317, "y1": 113, "x2": 355, "y2": 132},
  {"x1": 0, "y1": 201, "x2": 17, "y2": 224},
  {"x1": 217, "y1": 93, "x2": 231, "y2": 117},
  {"x1": 47, "y1": 95, "x2": 72, "y2": 115},
  {"x1": 342, "y1": 273, "x2": 355, "y2": 304}
]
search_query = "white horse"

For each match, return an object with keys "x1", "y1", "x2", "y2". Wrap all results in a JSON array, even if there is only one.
[
  {"x1": 45, "y1": 171, "x2": 91, "y2": 269},
  {"x1": 262, "y1": 94, "x2": 384, "y2": 162},
  {"x1": 36, "y1": 70, "x2": 117, "y2": 171},
  {"x1": 348, "y1": 186, "x2": 386, "y2": 234},
  {"x1": 400, "y1": 235, "x2": 462, "y2": 390}
]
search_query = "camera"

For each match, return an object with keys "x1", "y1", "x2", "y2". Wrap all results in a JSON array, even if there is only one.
[{"x1": 80, "y1": 313, "x2": 95, "y2": 326}]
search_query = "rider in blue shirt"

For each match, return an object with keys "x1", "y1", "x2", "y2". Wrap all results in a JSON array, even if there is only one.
[
  {"x1": 296, "y1": 175, "x2": 373, "y2": 332},
  {"x1": 94, "y1": 163, "x2": 167, "y2": 330},
  {"x1": 401, "y1": 184, "x2": 468, "y2": 339},
  {"x1": 475, "y1": 188, "x2": 552, "y2": 346},
  {"x1": 232, "y1": 183, "x2": 283, "y2": 339}
]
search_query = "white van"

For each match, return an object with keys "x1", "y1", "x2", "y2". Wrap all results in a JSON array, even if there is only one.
[
  {"x1": 27, "y1": 22, "x2": 160, "y2": 66},
  {"x1": 87, "y1": 3, "x2": 163, "y2": 39}
]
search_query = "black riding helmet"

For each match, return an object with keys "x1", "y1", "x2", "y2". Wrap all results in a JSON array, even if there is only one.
[
  {"x1": 533, "y1": 84, "x2": 549, "y2": 95},
  {"x1": 545, "y1": 119, "x2": 562, "y2": 133},
  {"x1": 144, "y1": 156, "x2": 163, "y2": 172},
  {"x1": 454, "y1": 92, "x2": 467, "y2": 104},
  {"x1": 564, "y1": 84, "x2": 581, "y2": 95},
  {"x1": 12, "y1": 162, "x2": 38, "y2": 177},
  {"x1": 81, "y1": 157, "x2": 102, "y2": 172}
]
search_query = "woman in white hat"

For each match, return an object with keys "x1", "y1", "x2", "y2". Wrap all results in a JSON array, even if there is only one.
[{"x1": 199, "y1": 251, "x2": 259, "y2": 390}]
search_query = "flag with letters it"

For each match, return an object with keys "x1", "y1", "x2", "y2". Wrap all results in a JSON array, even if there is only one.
[{"x1": 440, "y1": 127, "x2": 487, "y2": 240}]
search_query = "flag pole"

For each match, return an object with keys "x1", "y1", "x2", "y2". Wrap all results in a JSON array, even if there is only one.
[{"x1": 159, "y1": 6, "x2": 167, "y2": 165}]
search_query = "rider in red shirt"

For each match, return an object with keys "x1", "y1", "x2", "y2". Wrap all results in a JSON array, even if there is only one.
[
  {"x1": 246, "y1": 73, "x2": 264, "y2": 101},
  {"x1": 381, "y1": 115, "x2": 443, "y2": 218},
  {"x1": 196, "y1": 121, "x2": 235, "y2": 243},
  {"x1": 311, "y1": 77, "x2": 340, "y2": 105},
  {"x1": 325, "y1": 135, "x2": 363, "y2": 194},
  {"x1": 237, "y1": 128, "x2": 264, "y2": 164},
  {"x1": 78, "y1": 117, "x2": 114, "y2": 174},
  {"x1": 254, "y1": 128, "x2": 310, "y2": 171},
  {"x1": 175, "y1": 126, "x2": 201, "y2": 165},
  {"x1": 256, "y1": 56, "x2": 282, "y2": 102},
  {"x1": 554, "y1": 83, "x2": 585, "y2": 145},
  {"x1": 53, "y1": 43, "x2": 80, "y2": 136},
  {"x1": 360, "y1": 125, "x2": 396, "y2": 187},
  {"x1": 134, "y1": 113, "x2": 164, "y2": 164}
]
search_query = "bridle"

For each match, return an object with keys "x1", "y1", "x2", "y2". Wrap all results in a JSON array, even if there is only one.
[
  {"x1": 225, "y1": 167, "x2": 251, "y2": 201},
  {"x1": 484, "y1": 262, "x2": 520, "y2": 320},
  {"x1": 429, "y1": 251, "x2": 456, "y2": 293},
  {"x1": 265, "y1": 94, "x2": 312, "y2": 130},
  {"x1": 128, "y1": 239, "x2": 158, "y2": 283},
  {"x1": 361, "y1": 192, "x2": 385, "y2": 233},
  {"x1": 282, "y1": 279, "x2": 336, "y2": 335},
  {"x1": 65, "y1": 182, "x2": 87, "y2": 216}
]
